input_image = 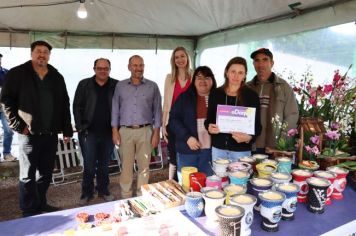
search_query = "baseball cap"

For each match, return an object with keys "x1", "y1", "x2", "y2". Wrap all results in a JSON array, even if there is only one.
[{"x1": 250, "y1": 48, "x2": 273, "y2": 60}]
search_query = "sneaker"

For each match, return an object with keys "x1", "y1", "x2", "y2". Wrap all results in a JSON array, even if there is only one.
[
  {"x1": 98, "y1": 193, "x2": 115, "y2": 202},
  {"x1": 41, "y1": 204, "x2": 61, "y2": 213},
  {"x1": 4, "y1": 154, "x2": 17, "y2": 162},
  {"x1": 79, "y1": 195, "x2": 93, "y2": 206}
]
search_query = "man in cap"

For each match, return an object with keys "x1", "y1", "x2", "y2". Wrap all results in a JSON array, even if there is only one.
[
  {"x1": 0, "y1": 41, "x2": 73, "y2": 217},
  {"x1": 247, "y1": 48, "x2": 299, "y2": 154}
]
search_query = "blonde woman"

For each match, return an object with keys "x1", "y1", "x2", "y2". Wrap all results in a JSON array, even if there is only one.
[{"x1": 163, "y1": 47, "x2": 192, "y2": 180}]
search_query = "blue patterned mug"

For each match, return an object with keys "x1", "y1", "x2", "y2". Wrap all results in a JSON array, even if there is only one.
[{"x1": 184, "y1": 191, "x2": 204, "y2": 218}]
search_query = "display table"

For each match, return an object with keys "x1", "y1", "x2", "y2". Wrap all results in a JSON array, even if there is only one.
[{"x1": 0, "y1": 187, "x2": 355, "y2": 236}]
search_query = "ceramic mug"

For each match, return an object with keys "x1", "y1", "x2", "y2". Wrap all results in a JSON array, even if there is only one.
[
  {"x1": 256, "y1": 163, "x2": 277, "y2": 179},
  {"x1": 249, "y1": 178, "x2": 273, "y2": 211},
  {"x1": 275, "y1": 183, "x2": 299, "y2": 221},
  {"x1": 203, "y1": 189, "x2": 226, "y2": 224},
  {"x1": 189, "y1": 172, "x2": 207, "y2": 192},
  {"x1": 213, "y1": 159, "x2": 231, "y2": 177},
  {"x1": 215, "y1": 204, "x2": 245, "y2": 236},
  {"x1": 313, "y1": 170, "x2": 336, "y2": 205},
  {"x1": 229, "y1": 170, "x2": 249, "y2": 186},
  {"x1": 184, "y1": 191, "x2": 204, "y2": 218},
  {"x1": 223, "y1": 184, "x2": 247, "y2": 204},
  {"x1": 181, "y1": 166, "x2": 198, "y2": 192},
  {"x1": 291, "y1": 169, "x2": 313, "y2": 203},
  {"x1": 206, "y1": 175, "x2": 222, "y2": 190},
  {"x1": 276, "y1": 157, "x2": 293, "y2": 174},
  {"x1": 230, "y1": 193, "x2": 257, "y2": 236},
  {"x1": 326, "y1": 166, "x2": 349, "y2": 200},
  {"x1": 259, "y1": 190, "x2": 286, "y2": 232},
  {"x1": 306, "y1": 177, "x2": 331, "y2": 214}
]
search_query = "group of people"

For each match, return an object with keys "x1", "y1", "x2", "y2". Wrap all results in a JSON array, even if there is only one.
[{"x1": 0, "y1": 41, "x2": 298, "y2": 218}]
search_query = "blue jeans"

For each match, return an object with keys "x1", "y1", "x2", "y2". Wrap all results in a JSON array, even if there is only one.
[
  {"x1": 212, "y1": 147, "x2": 251, "y2": 163},
  {"x1": 79, "y1": 131, "x2": 114, "y2": 197},
  {"x1": 177, "y1": 149, "x2": 213, "y2": 183},
  {"x1": 18, "y1": 133, "x2": 58, "y2": 215},
  {"x1": 0, "y1": 111, "x2": 14, "y2": 156}
]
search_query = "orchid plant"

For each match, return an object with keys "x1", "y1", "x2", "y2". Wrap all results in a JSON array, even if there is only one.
[{"x1": 271, "y1": 114, "x2": 298, "y2": 152}]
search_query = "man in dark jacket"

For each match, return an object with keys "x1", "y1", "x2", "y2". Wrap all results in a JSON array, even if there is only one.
[
  {"x1": 73, "y1": 58, "x2": 118, "y2": 205},
  {"x1": 0, "y1": 41, "x2": 73, "y2": 217}
]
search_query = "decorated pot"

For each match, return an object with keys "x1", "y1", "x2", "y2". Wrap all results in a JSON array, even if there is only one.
[
  {"x1": 181, "y1": 166, "x2": 198, "y2": 192},
  {"x1": 206, "y1": 175, "x2": 222, "y2": 190},
  {"x1": 276, "y1": 157, "x2": 293, "y2": 174},
  {"x1": 270, "y1": 172, "x2": 292, "y2": 188},
  {"x1": 228, "y1": 161, "x2": 252, "y2": 176},
  {"x1": 239, "y1": 156, "x2": 257, "y2": 173},
  {"x1": 259, "y1": 190, "x2": 286, "y2": 232},
  {"x1": 291, "y1": 169, "x2": 313, "y2": 203},
  {"x1": 215, "y1": 204, "x2": 245, "y2": 236},
  {"x1": 229, "y1": 170, "x2": 249, "y2": 186},
  {"x1": 249, "y1": 178, "x2": 273, "y2": 211},
  {"x1": 203, "y1": 189, "x2": 226, "y2": 223},
  {"x1": 326, "y1": 166, "x2": 349, "y2": 200},
  {"x1": 256, "y1": 163, "x2": 277, "y2": 178},
  {"x1": 189, "y1": 172, "x2": 206, "y2": 192},
  {"x1": 313, "y1": 170, "x2": 337, "y2": 205},
  {"x1": 230, "y1": 194, "x2": 257, "y2": 236},
  {"x1": 275, "y1": 183, "x2": 299, "y2": 221},
  {"x1": 306, "y1": 177, "x2": 331, "y2": 214},
  {"x1": 223, "y1": 184, "x2": 247, "y2": 204},
  {"x1": 213, "y1": 159, "x2": 231, "y2": 177},
  {"x1": 185, "y1": 191, "x2": 204, "y2": 218},
  {"x1": 262, "y1": 159, "x2": 278, "y2": 167}
]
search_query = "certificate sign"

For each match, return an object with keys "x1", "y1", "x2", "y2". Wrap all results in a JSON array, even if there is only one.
[{"x1": 216, "y1": 105, "x2": 256, "y2": 134}]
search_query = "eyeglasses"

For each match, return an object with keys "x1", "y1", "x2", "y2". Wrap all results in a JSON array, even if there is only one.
[
  {"x1": 195, "y1": 75, "x2": 212, "y2": 81},
  {"x1": 95, "y1": 67, "x2": 110, "y2": 72}
]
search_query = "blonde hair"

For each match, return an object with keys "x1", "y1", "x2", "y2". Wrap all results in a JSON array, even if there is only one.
[{"x1": 170, "y1": 46, "x2": 192, "y2": 83}]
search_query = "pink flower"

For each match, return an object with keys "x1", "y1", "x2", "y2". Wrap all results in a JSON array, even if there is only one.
[
  {"x1": 323, "y1": 84, "x2": 333, "y2": 95},
  {"x1": 287, "y1": 128, "x2": 298, "y2": 137},
  {"x1": 325, "y1": 130, "x2": 340, "y2": 140},
  {"x1": 309, "y1": 97, "x2": 317, "y2": 106},
  {"x1": 311, "y1": 146, "x2": 320, "y2": 155},
  {"x1": 333, "y1": 70, "x2": 341, "y2": 83},
  {"x1": 331, "y1": 122, "x2": 340, "y2": 130},
  {"x1": 305, "y1": 145, "x2": 312, "y2": 153},
  {"x1": 310, "y1": 135, "x2": 320, "y2": 145}
]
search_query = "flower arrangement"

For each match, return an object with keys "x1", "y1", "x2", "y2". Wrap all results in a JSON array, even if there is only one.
[{"x1": 271, "y1": 114, "x2": 298, "y2": 152}]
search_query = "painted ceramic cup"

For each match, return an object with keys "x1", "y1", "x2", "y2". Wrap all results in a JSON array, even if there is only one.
[
  {"x1": 275, "y1": 183, "x2": 299, "y2": 221},
  {"x1": 213, "y1": 159, "x2": 231, "y2": 177},
  {"x1": 215, "y1": 204, "x2": 245, "y2": 236},
  {"x1": 291, "y1": 169, "x2": 313, "y2": 203},
  {"x1": 253, "y1": 154, "x2": 269, "y2": 164},
  {"x1": 230, "y1": 194, "x2": 257, "y2": 236},
  {"x1": 249, "y1": 178, "x2": 273, "y2": 211},
  {"x1": 239, "y1": 156, "x2": 257, "y2": 173},
  {"x1": 223, "y1": 184, "x2": 247, "y2": 204},
  {"x1": 276, "y1": 157, "x2": 293, "y2": 174},
  {"x1": 228, "y1": 161, "x2": 252, "y2": 176},
  {"x1": 189, "y1": 172, "x2": 206, "y2": 192},
  {"x1": 185, "y1": 191, "x2": 204, "y2": 218},
  {"x1": 270, "y1": 172, "x2": 292, "y2": 189},
  {"x1": 206, "y1": 175, "x2": 222, "y2": 190},
  {"x1": 181, "y1": 166, "x2": 198, "y2": 192},
  {"x1": 203, "y1": 189, "x2": 226, "y2": 223},
  {"x1": 229, "y1": 170, "x2": 249, "y2": 186},
  {"x1": 262, "y1": 159, "x2": 278, "y2": 167},
  {"x1": 256, "y1": 163, "x2": 277, "y2": 179},
  {"x1": 326, "y1": 166, "x2": 349, "y2": 200},
  {"x1": 313, "y1": 170, "x2": 337, "y2": 205},
  {"x1": 259, "y1": 190, "x2": 286, "y2": 232},
  {"x1": 306, "y1": 177, "x2": 331, "y2": 214}
]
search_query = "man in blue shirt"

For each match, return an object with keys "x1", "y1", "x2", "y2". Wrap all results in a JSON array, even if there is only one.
[
  {"x1": 0, "y1": 53, "x2": 16, "y2": 162},
  {"x1": 111, "y1": 55, "x2": 162, "y2": 198}
]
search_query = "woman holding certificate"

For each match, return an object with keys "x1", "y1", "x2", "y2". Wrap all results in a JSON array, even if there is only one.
[
  {"x1": 169, "y1": 66, "x2": 217, "y2": 179},
  {"x1": 205, "y1": 57, "x2": 262, "y2": 162},
  {"x1": 163, "y1": 47, "x2": 193, "y2": 181}
]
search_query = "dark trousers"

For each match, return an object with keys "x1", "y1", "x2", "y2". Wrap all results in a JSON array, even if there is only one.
[
  {"x1": 79, "y1": 131, "x2": 114, "y2": 197},
  {"x1": 166, "y1": 125, "x2": 178, "y2": 181},
  {"x1": 17, "y1": 133, "x2": 58, "y2": 215}
]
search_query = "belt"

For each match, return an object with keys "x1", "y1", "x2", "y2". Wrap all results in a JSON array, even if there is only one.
[{"x1": 124, "y1": 124, "x2": 151, "y2": 129}]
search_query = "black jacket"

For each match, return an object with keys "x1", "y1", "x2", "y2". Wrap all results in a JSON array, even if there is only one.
[
  {"x1": 73, "y1": 76, "x2": 118, "y2": 132},
  {"x1": 0, "y1": 60, "x2": 73, "y2": 137},
  {"x1": 204, "y1": 86, "x2": 262, "y2": 152}
]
